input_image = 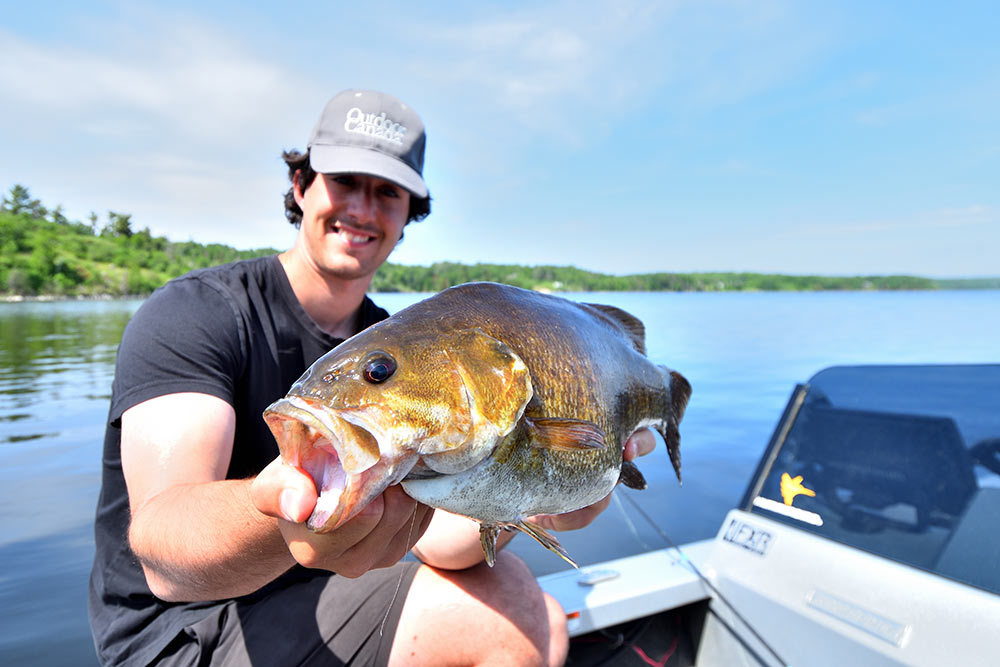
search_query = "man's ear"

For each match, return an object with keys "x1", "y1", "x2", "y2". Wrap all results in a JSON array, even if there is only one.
[{"x1": 292, "y1": 169, "x2": 306, "y2": 206}]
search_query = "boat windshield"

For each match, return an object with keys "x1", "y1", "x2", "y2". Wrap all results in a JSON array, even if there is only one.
[{"x1": 744, "y1": 364, "x2": 1000, "y2": 596}]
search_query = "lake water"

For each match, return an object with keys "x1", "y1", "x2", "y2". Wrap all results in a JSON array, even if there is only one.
[{"x1": 1, "y1": 289, "x2": 998, "y2": 664}]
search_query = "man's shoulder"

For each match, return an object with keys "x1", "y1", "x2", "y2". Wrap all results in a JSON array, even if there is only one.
[
  {"x1": 150, "y1": 255, "x2": 277, "y2": 307},
  {"x1": 173, "y1": 254, "x2": 277, "y2": 290},
  {"x1": 127, "y1": 256, "x2": 276, "y2": 334}
]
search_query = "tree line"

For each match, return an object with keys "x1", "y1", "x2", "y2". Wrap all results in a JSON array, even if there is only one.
[
  {"x1": 1, "y1": 185, "x2": 278, "y2": 296},
  {"x1": 2, "y1": 184, "x2": 992, "y2": 298}
]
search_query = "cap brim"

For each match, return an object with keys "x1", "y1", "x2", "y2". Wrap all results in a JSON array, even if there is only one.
[{"x1": 309, "y1": 145, "x2": 428, "y2": 199}]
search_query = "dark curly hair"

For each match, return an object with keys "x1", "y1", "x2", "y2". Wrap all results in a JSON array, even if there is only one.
[{"x1": 281, "y1": 149, "x2": 431, "y2": 227}]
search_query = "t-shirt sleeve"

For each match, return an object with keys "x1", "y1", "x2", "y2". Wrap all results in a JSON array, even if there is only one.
[{"x1": 108, "y1": 276, "x2": 246, "y2": 425}]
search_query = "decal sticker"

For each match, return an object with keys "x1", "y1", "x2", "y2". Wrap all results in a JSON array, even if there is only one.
[
  {"x1": 806, "y1": 590, "x2": 910, "y2": 646},
  {"x1": 780, "y1": 472, "x2": 816, "y2": 506},
  {"x1": 753, "y1": 496, "x2": 824, "y2": 526},
  {"x1": 722, "y1": 518, "x2": 774, "y2": 556}
]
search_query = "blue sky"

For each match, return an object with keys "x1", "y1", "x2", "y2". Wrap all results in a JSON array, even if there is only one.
[{"x1": 1, "y1": 1, "x2": 997, "y2": 277}]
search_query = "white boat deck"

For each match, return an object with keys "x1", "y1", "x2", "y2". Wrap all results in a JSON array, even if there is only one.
[{"x1": 537, "y1": 539, "x2": 714, "y2": 637}]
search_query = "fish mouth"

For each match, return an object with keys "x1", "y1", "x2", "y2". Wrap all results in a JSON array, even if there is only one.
[{"x1": 264, "y1": 396, "x2": 416, "y2": 532}]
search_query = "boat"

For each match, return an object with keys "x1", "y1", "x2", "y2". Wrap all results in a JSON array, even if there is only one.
[{"x1": 537, "y1": 364, "x2": 1000, "y2": 666}]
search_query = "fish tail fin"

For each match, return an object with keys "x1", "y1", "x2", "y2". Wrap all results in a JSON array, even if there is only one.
[
  {"x1": 509, "y1": 521, "x2": 578, "y2": 568},
  {"x1": 656, "y1": 366, "x2": 692, "y2": 484}
]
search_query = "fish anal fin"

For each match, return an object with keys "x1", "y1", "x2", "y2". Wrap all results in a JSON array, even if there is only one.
[
  {"x1": 585, "y1": 303, "x2": 646, "y2": 355},
  {"x1": 527, "y1": 417, "x2": 606, "y2": 452},
  {"x1": 508, "y1": 521, "x2": 578, "y2": 568},
  {"x1": 479, "y1": 524, "x2": 501, "y2": 567},
  {"x1": 619, "y1": 460, "x2": 647, "y2": 490}
]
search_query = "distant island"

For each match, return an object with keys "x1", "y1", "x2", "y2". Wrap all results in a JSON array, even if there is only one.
[{"x1": 2, "y1": 184, "x2": 997, "y2": 299}]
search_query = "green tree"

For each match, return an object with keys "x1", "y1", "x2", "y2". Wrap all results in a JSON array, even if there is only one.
[
  {"x1": 102, "y1": 211, "x2": 134, "y2": 238},
  {"x1": 2, "y1": 184, "x2": 46, "y2": 218},
  {"x1": 49, "y1": 204, "x2": 69, "y2": 225}
]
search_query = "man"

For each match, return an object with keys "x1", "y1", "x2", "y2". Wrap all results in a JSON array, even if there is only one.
[{"x1": 89, "y1": 89, "x2": 654, "y2": 666}]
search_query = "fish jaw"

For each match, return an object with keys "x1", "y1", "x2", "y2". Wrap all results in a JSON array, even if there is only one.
[{"x1": 263, "y1": 396, "x2": 418, "y2": 533}]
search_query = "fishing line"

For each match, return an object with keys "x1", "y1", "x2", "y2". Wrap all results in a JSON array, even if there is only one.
[
  {"x1": 379, "y1": 503, "x2": 422, "y2": 638},
  {"x1": 620, "y1": 491, "x2": 791, "y2": 667},
  {"x1": 612, "y1": 491, "x2": 654, "y2": 551}
]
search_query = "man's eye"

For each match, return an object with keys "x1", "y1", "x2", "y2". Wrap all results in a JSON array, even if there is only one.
[
  {"x1": 378, "y1": 186, "x2": 401, "y2": 198},
  {"x1": 331, "y1": 175, "x2": 355, "y2": 187}
]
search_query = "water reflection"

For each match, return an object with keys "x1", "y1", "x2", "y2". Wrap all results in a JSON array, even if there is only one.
[
  {"x1": 1, "y1": 291, "x2": 997, "y2": 663},
  {"x1": 0, "y1": 299, "x2": 142, "y2": 667}
]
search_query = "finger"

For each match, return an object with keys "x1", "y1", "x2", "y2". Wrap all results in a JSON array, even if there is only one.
[
  {"x1": 370, "y1": 489, "x2": 434, "y2": 567},
  {"x1": 624, "y1": 428, "x2": 657, "y2": 461},
  {"x1": 250, "y1": 456, "x2": 318, "y2": 523},
  {"x1": 319, "y1": 488, "x2": 425, "y2": 576},
  {"x1": 280, "y1": 492, "x2": 387, "y2": 569}
]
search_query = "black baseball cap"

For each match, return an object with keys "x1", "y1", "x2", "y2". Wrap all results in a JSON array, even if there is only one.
[{"x1": 307, "y1": 89, "x2": 428, "y2": 198}]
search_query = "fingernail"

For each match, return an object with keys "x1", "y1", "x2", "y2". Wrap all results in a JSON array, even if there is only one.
[{"x1": 280, "y1": 489, "x2": 301, "y2": 522}]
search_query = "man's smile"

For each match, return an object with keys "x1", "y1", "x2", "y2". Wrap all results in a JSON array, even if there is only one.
[{"x1": 331, "y1": 221, "x2": 377, "y2": 247}]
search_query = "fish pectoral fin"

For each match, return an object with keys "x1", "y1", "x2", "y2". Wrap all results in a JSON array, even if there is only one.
[
  {"x1": 507, "y1": 521, "x2": 578, "y2": 568},
  {"x1": 618, "y1": 460, "x2": 647, "y2": 490},
  {"x1": 527, "y1": 417, "x2": 606, "y2": 451}
]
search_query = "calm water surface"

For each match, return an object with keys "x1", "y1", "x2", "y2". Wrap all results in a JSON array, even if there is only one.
[{"x1": 1, "y1": 290, "x2": 998, "y2": 664}]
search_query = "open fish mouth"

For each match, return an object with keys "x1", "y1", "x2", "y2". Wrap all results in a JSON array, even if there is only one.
[{"x1": 263, "y1": 396, "x2": 416, "y2": 532}]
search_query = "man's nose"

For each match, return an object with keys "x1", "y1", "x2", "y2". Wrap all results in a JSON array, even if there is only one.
[{"x1": 343, "y1": 185, "x2": 376, "y2": 224}]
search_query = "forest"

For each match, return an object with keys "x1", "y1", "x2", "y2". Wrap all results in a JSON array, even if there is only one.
[{"x1": 3, "y1": 184, "x2": 993, "y2": 298}]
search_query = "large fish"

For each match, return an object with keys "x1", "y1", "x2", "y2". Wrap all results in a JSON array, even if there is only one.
[{"x1": 264, "y1": 282, "x2": 690, "y2": 566}]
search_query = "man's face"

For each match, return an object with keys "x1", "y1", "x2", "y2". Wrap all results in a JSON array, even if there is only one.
[{"x1": 295, "y1": 172, "x2": 411, "y2": 281}]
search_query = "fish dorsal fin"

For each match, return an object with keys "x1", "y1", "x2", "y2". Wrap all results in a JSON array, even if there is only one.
[
  {"x1": 585, "y1": 303, "x2": 646, "y2": 355},
  {"x1": 526, "y1": 416, "x2": 606, "y2": 451}
]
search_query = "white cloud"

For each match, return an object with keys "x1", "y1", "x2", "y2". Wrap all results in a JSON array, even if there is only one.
[
  {"x1": 0, "y1": 6, "x2": 313, "y2": 250},
  {"x1": 794, "y1": 205, "x2": 995, "y2": 238},
  {"x1": 0, "y1": 11, "x2": 305, "y2": 149},
  {"x1": 399, "y1": 0, "x2": 832, "y2": 155}
]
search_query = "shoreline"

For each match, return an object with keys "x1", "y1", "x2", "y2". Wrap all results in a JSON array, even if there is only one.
[
  {"x1": 4, "y1": 286, "x2": 999, "y2": 305},
  {"x1": 1, "y1": 294, "x2": 146, "y2": 304}
]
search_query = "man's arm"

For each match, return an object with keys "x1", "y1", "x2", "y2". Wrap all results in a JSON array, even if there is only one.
[
  {"x1": 122, "y1": 393, "x2": 294, "y2": 601},
  {"x1": 123, "y1": 392, "x2": 433, "y2": 602}
]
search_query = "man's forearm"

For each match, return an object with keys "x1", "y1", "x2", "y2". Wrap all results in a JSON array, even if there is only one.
[{"x1": 129, "y1": 478, "x2": 295, "y2": 602}]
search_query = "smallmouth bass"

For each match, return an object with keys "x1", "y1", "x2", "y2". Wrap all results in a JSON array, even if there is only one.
[{"x1": 264, "y1": 282, "x2": 690, "y2": 566}]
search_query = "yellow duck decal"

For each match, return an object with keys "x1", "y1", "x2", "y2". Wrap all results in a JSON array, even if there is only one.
[{"x1": 780, "y1": 472, "x2": 816, "y2": 506}]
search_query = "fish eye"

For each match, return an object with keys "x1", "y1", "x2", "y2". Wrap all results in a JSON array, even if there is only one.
[{"x1": 363, "y1": 354, "x2": 396, "y2": 384}]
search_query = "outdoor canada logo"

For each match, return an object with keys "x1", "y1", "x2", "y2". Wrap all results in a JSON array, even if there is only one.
[{"x1": 344, "y1": 107, "x2": 407, "y2": 146}]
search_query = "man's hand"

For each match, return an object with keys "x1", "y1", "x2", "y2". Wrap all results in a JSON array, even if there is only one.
[
  {"x1": 251, "y1": 457, "x2": 434, "y2": 578},
  {"x1": 528, "y1": 428, "x2": 657, "y2": 532}
]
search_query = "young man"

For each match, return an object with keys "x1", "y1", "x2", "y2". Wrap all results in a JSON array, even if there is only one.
[{"x1": 89, "y1": 89, "x2": 654, "y2": 666}]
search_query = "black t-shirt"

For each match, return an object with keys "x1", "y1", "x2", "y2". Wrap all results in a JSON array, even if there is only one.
[{"x1": 88, "y1": 255, "x2": 389, "y2": 666}]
